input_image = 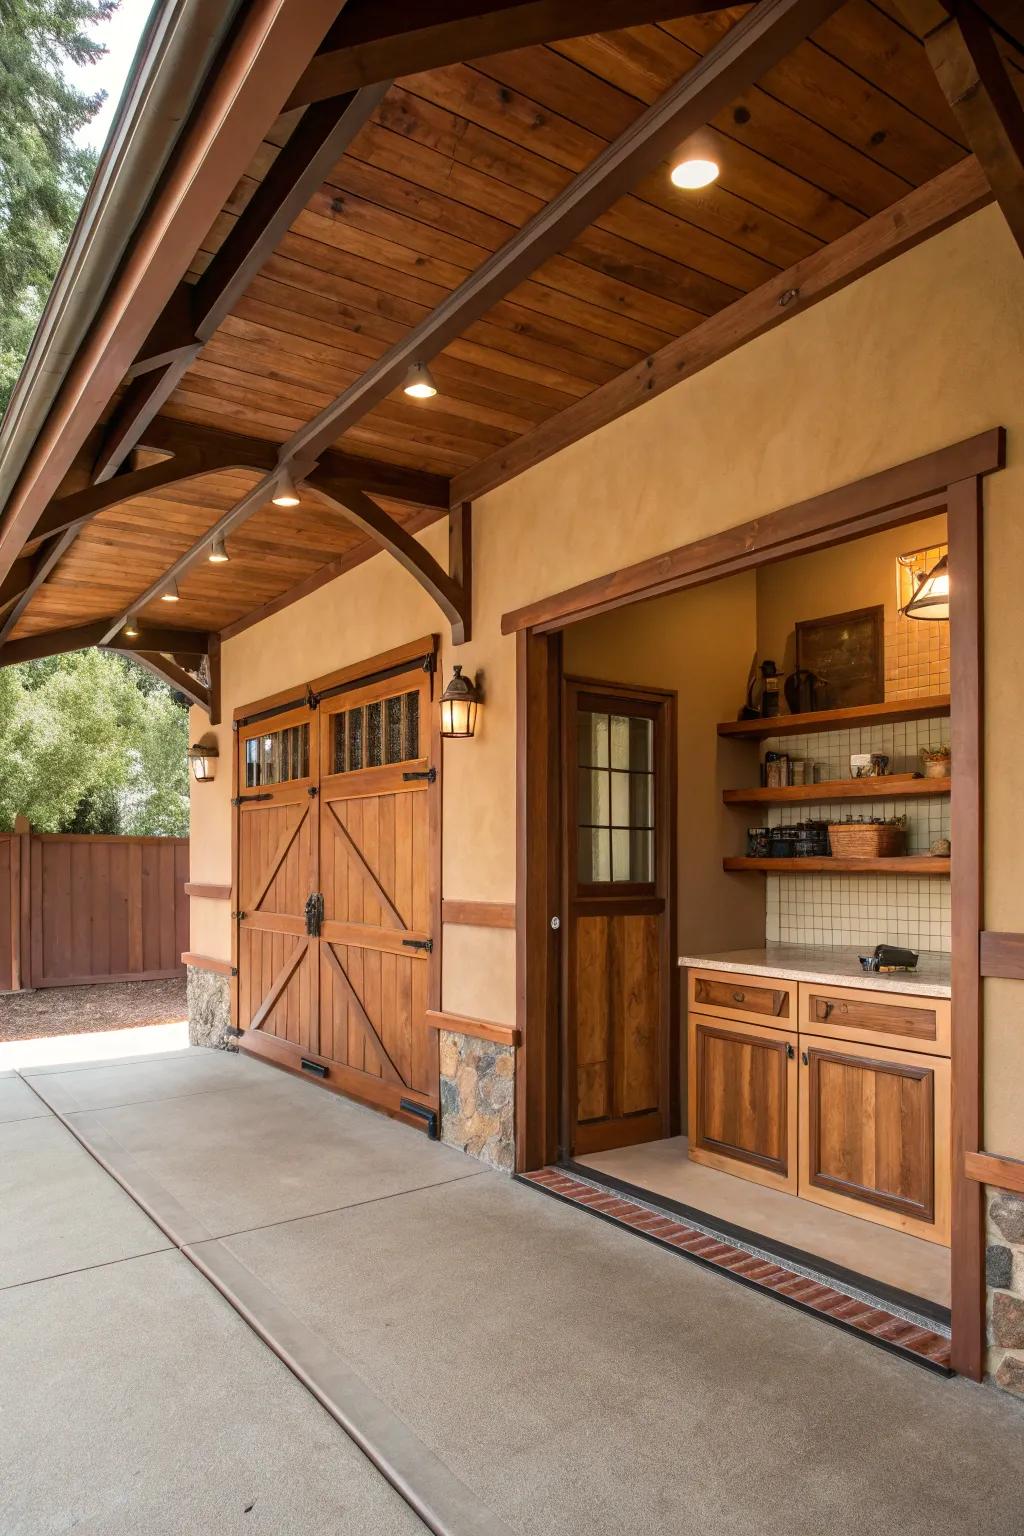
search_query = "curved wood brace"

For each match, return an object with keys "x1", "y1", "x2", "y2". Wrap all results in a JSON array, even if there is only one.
[
  {"x1": 32, "y1": 450, "x2": 210, "y2": 544},
  {"x1": 308, "y1": 470, "x2": 470, "y2": 644}
]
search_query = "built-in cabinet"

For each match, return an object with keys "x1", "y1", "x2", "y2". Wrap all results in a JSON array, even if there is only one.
[{"x1": 687, "y1": 968, "x2": 951, "y2": 1245}]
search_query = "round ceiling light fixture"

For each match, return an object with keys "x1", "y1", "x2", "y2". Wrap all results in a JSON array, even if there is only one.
[
  {"x1": 403, "y1": 361, "x2": 438, "y2": 400},
  {"x1": 670, "y1": 157, "x2": 720, "y2": 190}
]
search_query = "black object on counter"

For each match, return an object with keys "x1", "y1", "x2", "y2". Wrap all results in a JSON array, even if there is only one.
[{"x1": 859, "y1": 944, "x2": 920, "y2": 973}]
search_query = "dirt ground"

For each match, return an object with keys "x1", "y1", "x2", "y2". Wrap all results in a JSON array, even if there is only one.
[{"x1": 0, "y1": 978, "x2": 187, "y2": 1043}]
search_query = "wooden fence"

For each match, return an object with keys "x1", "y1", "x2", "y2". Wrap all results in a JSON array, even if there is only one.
[{"x1": 0, "y1": 822, "x2": 188, "y2": 990}]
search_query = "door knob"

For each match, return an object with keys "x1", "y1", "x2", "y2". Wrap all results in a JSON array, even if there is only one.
[{"x1": 550, "y1": 916, "x2": 561, "y2": 931}]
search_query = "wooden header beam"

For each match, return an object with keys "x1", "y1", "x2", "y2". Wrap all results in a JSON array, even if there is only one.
[
  {"x1": 117, "y1": 650, "x2": 211, "y2": 712},
  {"x1": 0, "y1": 620, "x2": 211, "y2": 667},
  {"x1": 288, "y1": 0, "x2": 734, "y2": 108}
]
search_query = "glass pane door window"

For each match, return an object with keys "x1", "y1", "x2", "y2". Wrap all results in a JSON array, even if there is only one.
[
  {"x1": 330, "y1": 687, "x2": 420, "y2": 774},
  {"x1": 577, "y1": 709, "x2": 655, "y2": 885},
  {"x1": 245, "y1": 723, "x2": 310, "y2": 787}
]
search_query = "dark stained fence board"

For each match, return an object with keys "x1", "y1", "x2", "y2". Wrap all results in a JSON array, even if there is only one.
[
  {"x1": 25, "y1": 834, "x2": 189, "y2": 987},
  {"x1": 0, "y1": 837, "x2": 13, "y2": 991}
]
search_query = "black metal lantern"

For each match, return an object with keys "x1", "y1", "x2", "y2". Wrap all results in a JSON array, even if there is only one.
[
  {"x1": 439, "y1": 665, "x2": 481, "y2": 739},
  {"x1": 187, "y1": 742, "x2": 219, "y2": 782}
]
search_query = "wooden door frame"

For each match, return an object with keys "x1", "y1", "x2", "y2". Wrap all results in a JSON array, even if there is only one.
[
  {"x1": 560, "y1": 677, "x2": 678, "y2": 1157},
  {"x1": 230, "y1": 635, "x2": 442, "y2": 1125},
  {"x1": 509, "y1": 428, "x2": 1005, "y2": 1382}
]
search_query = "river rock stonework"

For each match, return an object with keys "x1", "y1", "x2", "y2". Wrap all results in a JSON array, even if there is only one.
[
  {"x1": 438, "y1": 1030, "x2": 514, "y2": 1171},
  {"x1": 987, "y1": 1188, "x2": 1024, "y2": 1397},
  {"x1": 187, "y1": 965, "x2": 235, "y2": 1051}
]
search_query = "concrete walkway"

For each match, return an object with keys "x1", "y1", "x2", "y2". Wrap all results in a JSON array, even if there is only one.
[{"x1": 3, "y1": 1047, "x2": 1023, "y2": 1535}]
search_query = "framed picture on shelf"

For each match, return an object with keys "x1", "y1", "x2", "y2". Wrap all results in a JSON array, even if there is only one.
[{"x1": 794, "y1": 605, "x2": 884, "y2": 709}]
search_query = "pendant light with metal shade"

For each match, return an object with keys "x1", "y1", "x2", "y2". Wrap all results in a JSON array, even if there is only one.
[
  {"x1": 123, "y1": 615, "x2": 140, "y2": 638},
  {"x1": 403, "y1": 361, "x2": 437, "y2": 399},
  {"x1": 903, "y1": 554, "x2": 949, "y2": 621},
  {"x1": 272, "y1": 465, "x2": 301, "y2": 507},
  {"x1": 160, "y1": 578, "x2": 180, "y2": 603},
  {"x1": 209, "y1": 537, "x2": 229, "y2": 563}
]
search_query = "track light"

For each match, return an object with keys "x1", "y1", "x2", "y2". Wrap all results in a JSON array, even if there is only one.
[
  {"x1": 670, "y1": 157, "x2": 719, "y2": 190},
  {"x1": 403, "y1": 361, "x2": 437, "y2": 399},
  {"x1": 161, "y1": 579, "x2": 180, "y2": 603},
  {"x1": 123, "y1": 615, "x2": 139, "y2": 638},
  {"x1": 209, "y1": 537, "x2": 229, "y2": 563},
  {"x1": 272, "y1": 466, "x2": 300, "y2": 507}
]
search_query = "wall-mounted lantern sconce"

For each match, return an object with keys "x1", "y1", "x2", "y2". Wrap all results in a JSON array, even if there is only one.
[
  {"x1": 439, "y1": 665, "x2": 481, "y2": 739},
  {"x1": 187, "y1": 741, "x2": 219, "y2": 782},
  {"x1": 903, "y1": 553, "x2": 949, "y2": 621}
]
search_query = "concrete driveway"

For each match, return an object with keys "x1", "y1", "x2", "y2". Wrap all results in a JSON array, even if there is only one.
[{"x1": 2, "y1": 1046, "x2": 1022, "y2": 1535}]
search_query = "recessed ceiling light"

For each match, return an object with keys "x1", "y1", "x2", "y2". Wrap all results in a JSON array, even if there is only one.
[
  {"x1": 209, "y1": 537, "x2": 229, "y2": 563},
  {"x1": 161, "y1": 579, "x2": 180, "y2": 603},
  {"x1": 403, "y1": 361, "x2": 437, "y2": 399},
  {"x1": 272, "y1": 466, "x2": 300, "y2": 507},
  {"x1": 670, "y1": 157, "x2": 719, "y2": 190}
]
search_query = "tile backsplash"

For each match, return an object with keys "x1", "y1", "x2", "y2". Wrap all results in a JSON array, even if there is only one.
[{"x1": 759, "y1": 719, "x2": 951, "y2": 952}]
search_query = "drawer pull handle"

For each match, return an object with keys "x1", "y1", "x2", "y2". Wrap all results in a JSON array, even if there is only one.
[
  {"x1": 801, "y1": 1050, "x2": 809, "y2": 1066},
  {"x1": 821, "y1": 1001, "x2": 834, "y2": 1020},
  {"x1": 732, "y1": 991, "x2": 745, "y2": 1003}
]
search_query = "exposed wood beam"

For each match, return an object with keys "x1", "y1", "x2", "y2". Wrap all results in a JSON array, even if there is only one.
[
  {"x1": 0, "y1": 620, "x2": 210, "y2": 667},
  {"x1": 288, "y1": 0, "x2": 734, "y2": 109},
  {"x1": 286, "y1": 0, "x2": 848, "y2": 467},
  {"x1": 29, "y1": 452, "x2": 206, "y2": 544},
  {"x1": 0, "y1": 557, "x2": 33, "y2": 613},
  {"x1": 450, "y1": 503, "x2": 472, "y2": 647},
  {"x1": 115, "y1": 650, "x2": 211, "y2": 711},
  {"x1": 454, "y1": 155, "x2": 993, "y2": 504},
  {"x1": 85, "y1": 86, "x2": 387, "y2": 536},
  {"x1": 899, "y1": 0, "x2": 1024, "y2": 258},
  {"x1": 308, "y1": 471, "x2": 470, "y2": 644},
  {"x1": 0, "y1": 537, "x2": 70, "y2": 647}
]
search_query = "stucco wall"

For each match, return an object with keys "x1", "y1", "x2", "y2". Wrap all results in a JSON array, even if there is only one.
[{"x1": 191, "y1": 203, "x2": 1024, "y2": 1154}]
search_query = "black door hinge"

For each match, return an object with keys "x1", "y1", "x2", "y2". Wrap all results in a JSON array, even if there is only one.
[
  {"x1": 422, "y1": 653, "x2": 436, "y2": 674},
  {"x1": 232, "y1": 911, "x2": 247, "y2": 922},
  {"x1": 232, "y1": 792, "x2": 273, "y2": 805},
  {"x1": 402, "y1": 767, "x2": 437, "y2": 783},
  {"x1": 305, "y1": 891, "x2": 324, "y2": 937},
  {"x1": 402, "y1": 937, "x2": 433, "y2": 953}
]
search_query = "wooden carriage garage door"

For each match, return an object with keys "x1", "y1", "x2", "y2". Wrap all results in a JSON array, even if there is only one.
[{"x1": 236, "y1": 646, "x2": 439, "y2": 1125}]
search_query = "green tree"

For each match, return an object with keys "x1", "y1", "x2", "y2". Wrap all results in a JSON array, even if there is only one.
[
  {"x1": 0, "y1": 649, "x2": 190, "y2": 835},
  {"x1": 0, "y1": 1, "x2": 118, "y2": 414}
]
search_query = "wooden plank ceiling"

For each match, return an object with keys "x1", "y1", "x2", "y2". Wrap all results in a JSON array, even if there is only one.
[{"x1": 7, "y1": 0, "x2": 1018, "y2": 647}]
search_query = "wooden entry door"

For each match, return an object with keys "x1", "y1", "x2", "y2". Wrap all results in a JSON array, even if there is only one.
[
  {"x1": 562, "y1": 681, "x2": 674, "y2": 1156},
  {"x1": 315, "y1": 669, "x2": 439, "y2": 1119},
  {"x1": 236, "y1": 705, "x2": 319, "y2": 1053}
]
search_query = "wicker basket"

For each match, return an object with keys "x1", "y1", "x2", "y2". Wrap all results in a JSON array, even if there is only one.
[{"x1": 828, "y1": 822, "x2": 907, "y2": 858}]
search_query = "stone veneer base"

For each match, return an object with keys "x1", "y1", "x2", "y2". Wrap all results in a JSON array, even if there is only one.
[
  {"x1": 438, "y1": 1030, "x2": 514, "y2": 1172},
  {"x1": 187, "y1": 965, "x2": 235, "y2": 1051},
  {"x1": 986, "y1": 1187, "x2": 1024, "y2": 1398}
]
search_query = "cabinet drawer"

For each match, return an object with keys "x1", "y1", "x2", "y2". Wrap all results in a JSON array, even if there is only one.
[
  {"x1": 688, "y1": 968, "x2": 795, "y2": 1030},
  {"x1": 799, "y1": 1034, "x2": 950, "y2": 1245},
  {"x1": 798, "y1": 982, "x2": 950, "y2": 1056},
  {"x1": 688, "y1": 1015, "x2": 798, "y2": 1194}
]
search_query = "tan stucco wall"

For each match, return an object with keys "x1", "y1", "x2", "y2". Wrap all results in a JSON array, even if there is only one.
[{"x1": 191, "y1": 204, "x2": 1024, "y2": 1151}]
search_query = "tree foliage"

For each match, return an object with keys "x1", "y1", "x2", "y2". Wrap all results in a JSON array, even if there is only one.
[
  {"x1": 0, "y1": 650, "x2": 190, "y2": 835},
  {"x1": 0, "y1": 0, "x2": 117, "y2": 413}
]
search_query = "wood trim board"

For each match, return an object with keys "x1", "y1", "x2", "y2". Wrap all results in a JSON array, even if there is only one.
[
  {"x1": 442, "y1": 900, "x2": 516, "y2": 929},
  {"x1": 184, "y1": 883, "x2": 232, "y2": 900},
  {"x1": 424, "y1": 1009, "x2": 520, "y2": 1046},
  {"x1": 980, "y1": 931, "x2": 1024, "y2": 979},
  {"x1": 182, "y1": 951, "x2": 234, "y2": 977},
  {"x1": 965, "y1": 1150, "x2": 1024, "y2": 1195}
]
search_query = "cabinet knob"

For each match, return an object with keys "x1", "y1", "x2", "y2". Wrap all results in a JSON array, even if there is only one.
[{"x1": 732, "y1": 990, "x2": 745, "y2": 1003}]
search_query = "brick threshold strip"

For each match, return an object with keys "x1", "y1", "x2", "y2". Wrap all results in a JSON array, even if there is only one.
[{"x1": 521, "y1": 1166, "x2": 952, "y2": 1375}]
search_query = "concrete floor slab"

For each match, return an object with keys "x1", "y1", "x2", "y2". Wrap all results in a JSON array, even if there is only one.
[
  {"x1": 0, "y1": 1071, "x2": 52, "y2": 1124},
  {"x1": 58, "y1": 1068, "x2": 482, "y2": 1237},
  {"x1": 30, "y1": 1047, "x2": 268, "y2": 1113},
  {"x1": 220, "y1": 1173, "x2": 1024, "y2": 1536},
  {"x1": 0, "y1": 1248, "x2": 425, "y2": 1535},
  {"x1": 0, "y1": 1117, "x2": 170, "y2": 1289}
]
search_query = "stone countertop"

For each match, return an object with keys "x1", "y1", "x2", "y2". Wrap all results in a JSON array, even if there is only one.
[{"x1": 678, "y1": 945, "x2": 951, "y2": 998}]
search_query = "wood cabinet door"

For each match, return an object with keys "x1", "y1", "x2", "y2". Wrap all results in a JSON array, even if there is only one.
[
  {"x1": 687, "y1": 1015, "x2": 798, "y2": 1193},
  {"x1": 563, "y1": 681, "x2": 674, "y2": 1156},
  {"x1": 799, "y1": 1034, "x2": 950, "y2": 1244}
]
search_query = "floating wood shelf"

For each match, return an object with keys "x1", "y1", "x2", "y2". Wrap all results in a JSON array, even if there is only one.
[
  {"x1": 716, "y1": 695, "x2": 950, "y2": 740},
  {"x1": 723, "y1": 777, "x2": 951, "y2": 807},
  {"x1": 723, "y1": 856, "x2": 951, "y2": 875}
]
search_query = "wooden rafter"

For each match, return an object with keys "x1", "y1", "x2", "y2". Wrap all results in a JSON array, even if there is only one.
[
  {"x1": 452, "y1": 156, "x2": 993, "y2": 504},
  {"x1": 0, "y1": 620, "x2": 210, "y2": 668},
  {"x1": 899, "y1": 0, "x2": 1024, "y2": 258},
  {"x1": 308, "y1": 470, "x2": 470, "y2": 644},
  {"x1": 286, "y1": 0, "x2": 848, "y2": 466},
  {"x1": 288, "y1": 0, "x2": 735, "y2": 107}
]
